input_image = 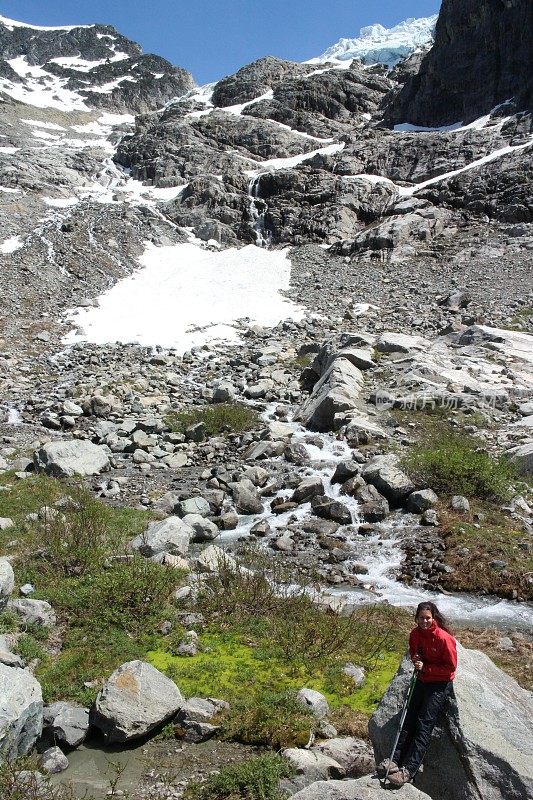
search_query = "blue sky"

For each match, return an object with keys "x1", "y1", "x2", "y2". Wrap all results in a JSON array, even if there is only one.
[{"x1": 1, "y1": 1, "x2": 441, "y2": 84}]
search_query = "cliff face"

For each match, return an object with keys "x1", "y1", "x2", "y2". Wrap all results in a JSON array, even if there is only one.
[{"x1": 386, "y1": 0, "x2": 533, "y2": 126}]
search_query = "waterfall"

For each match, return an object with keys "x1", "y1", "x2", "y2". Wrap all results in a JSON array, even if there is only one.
[{"x1": 248, "y1": 175, "x2": 272, "y2": 248}]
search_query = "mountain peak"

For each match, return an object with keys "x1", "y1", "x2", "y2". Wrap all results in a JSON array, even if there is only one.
[{"x1": 309, "y1": 14, "x2": 438, "y2": 68}]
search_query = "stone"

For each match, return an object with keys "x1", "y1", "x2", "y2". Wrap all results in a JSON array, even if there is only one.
[
  {"x1": 177, "y1": 497, "x2": 211, "y2": 518},
  {"x1": 0, "y1": 558, "x2": 15, "y2": 610},
  {"x1": 229, "y1": 481, "x2": 264, "y2": 514},
  {"x1": 182, "y1": 514, "x2": 219, "y2": 543},
  {"x1": 292, "y1": 477, "x2": 325, "y2": 504},
  {"x1": 506, "y1": 441, "x2": 533, "y2": 475},
  {"x1": 341, "y1": 664, "x2": 366, "y2": 689},
  {"x1": 362, "y1": 455, "x2": 415, "y2": 505},
  {"x1": 311, "y1": 495, "x2": 353, "y2": 525},
  {"x1": 369, "y1": 646, "x2": 533, "y2": 800},
  {"x1": 8, "y1": 598, "x2": 56, "y2": 627},
  {"x1": 376, "y1": 332, "x2": 428, "y2": 354},
  {"x1": 195, "y1": 545, "x2": 237, "y2": 573},
  {"x1": 38, "y1": 746, "x2": 69, "y2": 774},
  {"x1": 0, "y1": 518, "x2": 14, "y2": 530},
  {"x1": 212, "y1": 381, "x2": 236, "y2": 403},
  {"x1": 451, "y1": 495, "x2": 470, "y2": 513},
  {"x1": 297, "y1": 688, "x2": 329, "y2": 719},
  {"x1": 34, "y1": 440, "x2": 110, "y2": 478},
  {"x1": 331, "y1": 461, "x2": 361, "y2": 484},
  {"x1": 90, "y1": 660, "x2": 184, "y2": 743},
  {"x1": 407, "y1": 489, "x2": 439, "y2": 513},
  {"x1": 283, "y1": 747, "x2": 345, "y2": 789},
  {"x1": 289, "y1": 775, "x2": 430, "y2": 799},
  {"x1": 130, "y1": 517, "x2": 192, "y2": 557},
  {"x1": 314, "y1": 737, "x2": 374, "y2": 777},
  {"x1": 295, "y1": 357, "x2": 364, "y2": 432},
  {"x1": 269, "y1": 421, "x2": 295, "y2": 440},
  {"x1": 42, "y1": 702, "x2": 90, "y2": 748},
  {"x1": 0, "y1": 663, "x2": 43, "y2": 761}
]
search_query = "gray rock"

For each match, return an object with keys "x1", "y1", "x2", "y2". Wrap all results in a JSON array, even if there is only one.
[
  {"x1": 297, "y1": 688, "x2": 329, "y2": 719},
  {"x1": 195, "y1": 545, "x2": 237, "y2": 573},
  {"x1": 292, "y1": 477, "x2": 325, "y2": 504},
  {"x1": 0, "y1": 558, "x2": 15, "y2": 610},
  {"x1": 311, "y1": 495, "x2": 353, "y2": 525},
  {"x1": 289, "y1": 775, "x2": 430, "y2": 799},
  {"x1": 90, "y1": 660, "x2": 184, "y2": 743},
  {"x1": 8, "y1": 598, "x2": 56, "y2": 627},
  {"x1": 0, "y1": 663, "x2": 43, "y2": 760},
  {"x1": 341, "y1": 665, "x2": 366, "y2": 689},
  {"x1": 362, "y1": 455, "x2": 415, "y2": 505},
  {"x1": 229, "y1": 481, "x2": 264, "y2": 514},
  {"x1": 130, "y1": 517, "x2": 192, "y2": 557},
  {"x1": 43, "y1": 702, "x2": 90, "y2": 748},
  {"x1": 376, "y1": 332, "x2": 429, "y2": 354},
  {"x1": 283, "y1": 747, "x2": 345, "y2": 789},
  {"x1": 369, "y1": 645, "x2": 533, "y2": 800},
  {"x1": 451, "y1": 495, "x2": 470, "y2": 513},
  {"x1": 314, "y1": 736, "x2": 374, "y2": 777},
  {"x1": 295, "y1": 357, "x2": 364, "y2": 432},
  {"x1": 38, "y1": 745, "x2": 69, "y2": 774},
  {"x1": 182, "y1": 513, "x2": 219, "y2": 543},
  {"x1": 407, "y1": 489, "x2": 439, "y2": 513},
  {"x1": 212, "y1": 381, "x2": 236, "y2": 403},
  {"x1": 506, "y1": 441, "x2": 533, "y2": 475},
  {"x1": 177, "y1": 497, "x2": 211, "y2": 518},
  {"x1": 0, "y1": 518, "x2": 14, "y2": 530},
  {"x1": 34, "y1": 440, "x2": 110, "y2": 477}
]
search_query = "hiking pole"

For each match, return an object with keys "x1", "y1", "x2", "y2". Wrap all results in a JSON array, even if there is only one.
[{"x1": 383, "y1": 666, "x2": 419, "y2": 784}]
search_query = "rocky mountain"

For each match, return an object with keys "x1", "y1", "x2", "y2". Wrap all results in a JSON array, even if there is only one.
[
  {"x1": 386, "y1": 0, "x2": 533, "y2": 126},
  {"x1": 0, "y1": 6, "x2": 532, "y2": 800}
]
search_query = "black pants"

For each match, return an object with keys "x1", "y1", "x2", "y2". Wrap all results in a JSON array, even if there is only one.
[{"x1": 393, "y1": 679, "x2": 451, "y2": 777}]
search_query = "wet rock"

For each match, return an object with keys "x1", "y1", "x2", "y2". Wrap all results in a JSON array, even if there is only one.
[
  {"x1": 42, "y1": 702, "x2": 90, "y2": 748},
  {"x1": 311, "y1": 495, "x2": 352, "y2": 525},
  {"x1": 38, "y1": 746, "x2": 68, "y2": 774},
  {"x1": 362, "y1": 455, "x2": 415, "y2": 505}
]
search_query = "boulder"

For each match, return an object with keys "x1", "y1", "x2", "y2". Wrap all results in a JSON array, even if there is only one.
[
  {"x1": 195, "y1": 544, "x2": 237, "y2": 573},
  {"x1": 376, "y1": 332, "x2": 429, "y2": 354},
  {"x1": 295, "y1": 357, "x2": 364, "y2": 432},
  {"x1": 0, "y1": 559, "x2": 14, "y2": 610},
  {"x1": 362, "y1": 455, "x2": 415, "y2": 505},
  {"x1": 283, "y1": 747, "x2": 345, "y2": 790},
  {"x1": 42, "y1": 702, "x2": 90, "y2": 748},
  {"x1": 289, "y1": 775, "x2": 431, "y2": 799},
  {"x1": 407, "y1": 489, "x2": 439, "y2": 513},
  {"x1": 314, "y1": 736, "x2": 374, "y2": 777},
  {"x1": 177, "y1": 497, "x2": 211, "y2": 518},
  {"x1": 8, "y1": 598, "x2": 56, "y2": 627},
  {"x1": 173, "y1": 697, "x2": 222, "y2": 742},
  {"x1": 0, "y1": 663, "x2": 43, "y2": 761},
  {"x1": 182, "y1": 514, "x2": 219, "y2": 543},
  {"x1": 34, "y1": 440, "x2": 110, "y2": 478},
  {"x1": 506, "y1": 441, "x2": 533, "y2": 475},
  {"x1": 369, "y1": 645, "x2": 533, "y2": 800},
  {"x1": 130, "y1": 517, "x2": 192, "y2": 557},
  {"x1": 90, "y1": 660, "x2": 184, "y2": 743},
  {"x1": 229, "y1": 481, "x2": 264, "y2": 514},
  {"x1": 297, "y1": 688, "x2": 329, "y2": 719},
  {"x1": 38, "y1": 746, "x2": 68, "y2": 774}
]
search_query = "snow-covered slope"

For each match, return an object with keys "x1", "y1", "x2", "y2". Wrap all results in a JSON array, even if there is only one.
[{"x1": 309, "y1": 15, "x2": 438, "y2": 68}]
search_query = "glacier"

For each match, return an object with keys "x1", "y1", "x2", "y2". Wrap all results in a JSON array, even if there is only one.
[{"x1": 309, "y1": 14, "x2": 438, "y2": 68}]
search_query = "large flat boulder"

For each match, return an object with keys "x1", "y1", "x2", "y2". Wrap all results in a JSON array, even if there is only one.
[
  {"x1": 34, "y1": 440, "x2": 110, "y2": 478},
  {"x1": 90, "y1": 660, "x2": 184, "y2": 743},
  {"x1": 362, "y1": 455, "x2": 415, "y2": 505},
  {"x1": 369, "y1": 645, "x2": 533, "y2": 800},
  {"x1": 130, "y1": 517, "x2": 192, "y2": 557},
  {"x1": 0, "y1": 663, "x2": 43, "y2": 762},
  {"x1": 289, "y1": 775, "x2": 431, "y2": 799}
]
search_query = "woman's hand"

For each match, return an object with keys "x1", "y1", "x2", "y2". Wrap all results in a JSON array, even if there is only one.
[{"x1": 413, "y1": 657, "x2": 423, "y2": 672}]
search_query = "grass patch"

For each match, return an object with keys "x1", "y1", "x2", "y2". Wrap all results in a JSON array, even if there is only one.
[
  {"x1": 0, "y1": 757, "x2": 85, "y2": 800},
  {"x1": 439, "y1": 507, "x2": 533, "y2": 601},
  {"x1": 165, "y1": 403, "x2": 259, "y2": 436},
  {"x1": 184, "y1": 754, "x2": 293, "y2": 800},
  {"x1": 401, "y1": 427, "x2": 516, "y2": 501}
]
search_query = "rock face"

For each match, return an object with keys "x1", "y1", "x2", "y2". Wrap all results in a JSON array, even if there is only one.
[
  {"x1": 0, "y1": 559, "x2": 14, "y2": 610},
  {"x1": 90, "y1": 660, "x2": 184, "y2": 743},
  {"x1": 386, "y1": 0, "x2": 533, "y2": 126},
  {"x1": 0, "y1": 663, "x2": 43, "y2": 762},
  {"x1": 369, "y1": 646, "x2": 533, "y2": 800},
  {"x1": 34, "y1": 440, "x2": 110, "y2": 477}
]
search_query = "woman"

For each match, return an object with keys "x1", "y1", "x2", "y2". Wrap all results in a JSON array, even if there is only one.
[{"x1": 378, "y1": 601, "x2": 457, "y2": 787}]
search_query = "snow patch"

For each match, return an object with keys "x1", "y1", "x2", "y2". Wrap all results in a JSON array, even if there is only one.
[
  {"x1": 64, "y1": 243, "x2": 305, "y2": 352},
  {"x1": 0, "y1": 235, "x2": 23, "y2": 254},
  {"x1": 0, "y1": 15, "x2": 93, "y2": 32}
]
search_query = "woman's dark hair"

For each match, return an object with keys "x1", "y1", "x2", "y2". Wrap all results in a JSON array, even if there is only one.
[{"x1": 415, "y1": 601, "x2": 452, "y2": 633}]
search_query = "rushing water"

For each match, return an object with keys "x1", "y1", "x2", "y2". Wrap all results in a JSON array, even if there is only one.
[
  {"x1": 247, "y1": 175, "x2": 272, "y2": 248},
  {"x1": 221, "y1": 406, "x2": 533, "y2": 633}
]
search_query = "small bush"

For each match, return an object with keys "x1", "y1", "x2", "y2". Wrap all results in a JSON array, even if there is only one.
[
  {"x1": 184, "y1": 754, "x2": 293, "y2": 800},
  {"x1": 402, "y1": 430, "x2": 515, "y2": 500},
  {"x1": 0, "y1": 758, "x2": 82, "y2": 799},
  {"x1": 222, "y1": 691, "x2": 313, "y2": 749},
  {"x1": 165, "y1": 403, "x2": 259, "y2": 436}
]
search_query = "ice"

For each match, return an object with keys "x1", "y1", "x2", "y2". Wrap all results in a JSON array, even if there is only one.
[
  {"x1": 22, "y1": 119, "x2": 66, "y2": 130},
  {"x1": 42, "y1": 197, "x2": 79, "y2": 207},
  {"x1": 308, "y1": 15, "x2": 437, "y2": 69},
  {"x1": 64, "y1": 243, "x2": 305, "y2": 352},
  {"x1": 0, "y1": 235, "x2": 23, "y2": 254},
  {"x1": 0, "y1": 146, "x2": 19, "y2": 154}
]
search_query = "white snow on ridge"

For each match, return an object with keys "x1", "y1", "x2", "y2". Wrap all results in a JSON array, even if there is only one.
[
  {"x1": 245, "y1": 142, "x2": 345, "y2": 176},
  {"x1": 49, "y1": 51, "x2": 130, "y2": 71},
  {"x1": 0, "y1": 14, "x2": 93, "y2": 31},
  {"x1": 309, "y1": 14, "x2": 437, "y2": 68},
  {"x1": 64, "y1": 243, "x2": 305, "y2": 352}
]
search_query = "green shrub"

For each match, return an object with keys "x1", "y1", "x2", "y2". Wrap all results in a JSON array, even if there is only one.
[
  {"x1": 165, "y1": 403, "x2": 259, "y2": 436},
  {"x1": 0, "y1": 611, "x2": 18, "y2": 634},
  {"x1": 184, "y1": 754, "x2": 293, "y2": 800},
  {"x1": 15, "y1": 634, "x2": 46, "y2": 664},
  {"x1": 0, "y1": 757, "x2": 83, "y2": 799},
  {"x1": 222, "y1": 691, "x2": 313, "y2": 749},
  {"x1": 402, "y1": 430, "x2": 515, "y2": 500}
]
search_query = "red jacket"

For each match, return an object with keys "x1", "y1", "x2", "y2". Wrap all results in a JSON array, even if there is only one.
[{"x1": 409, "y1": 621, "x2": 457, "y2": 683}]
